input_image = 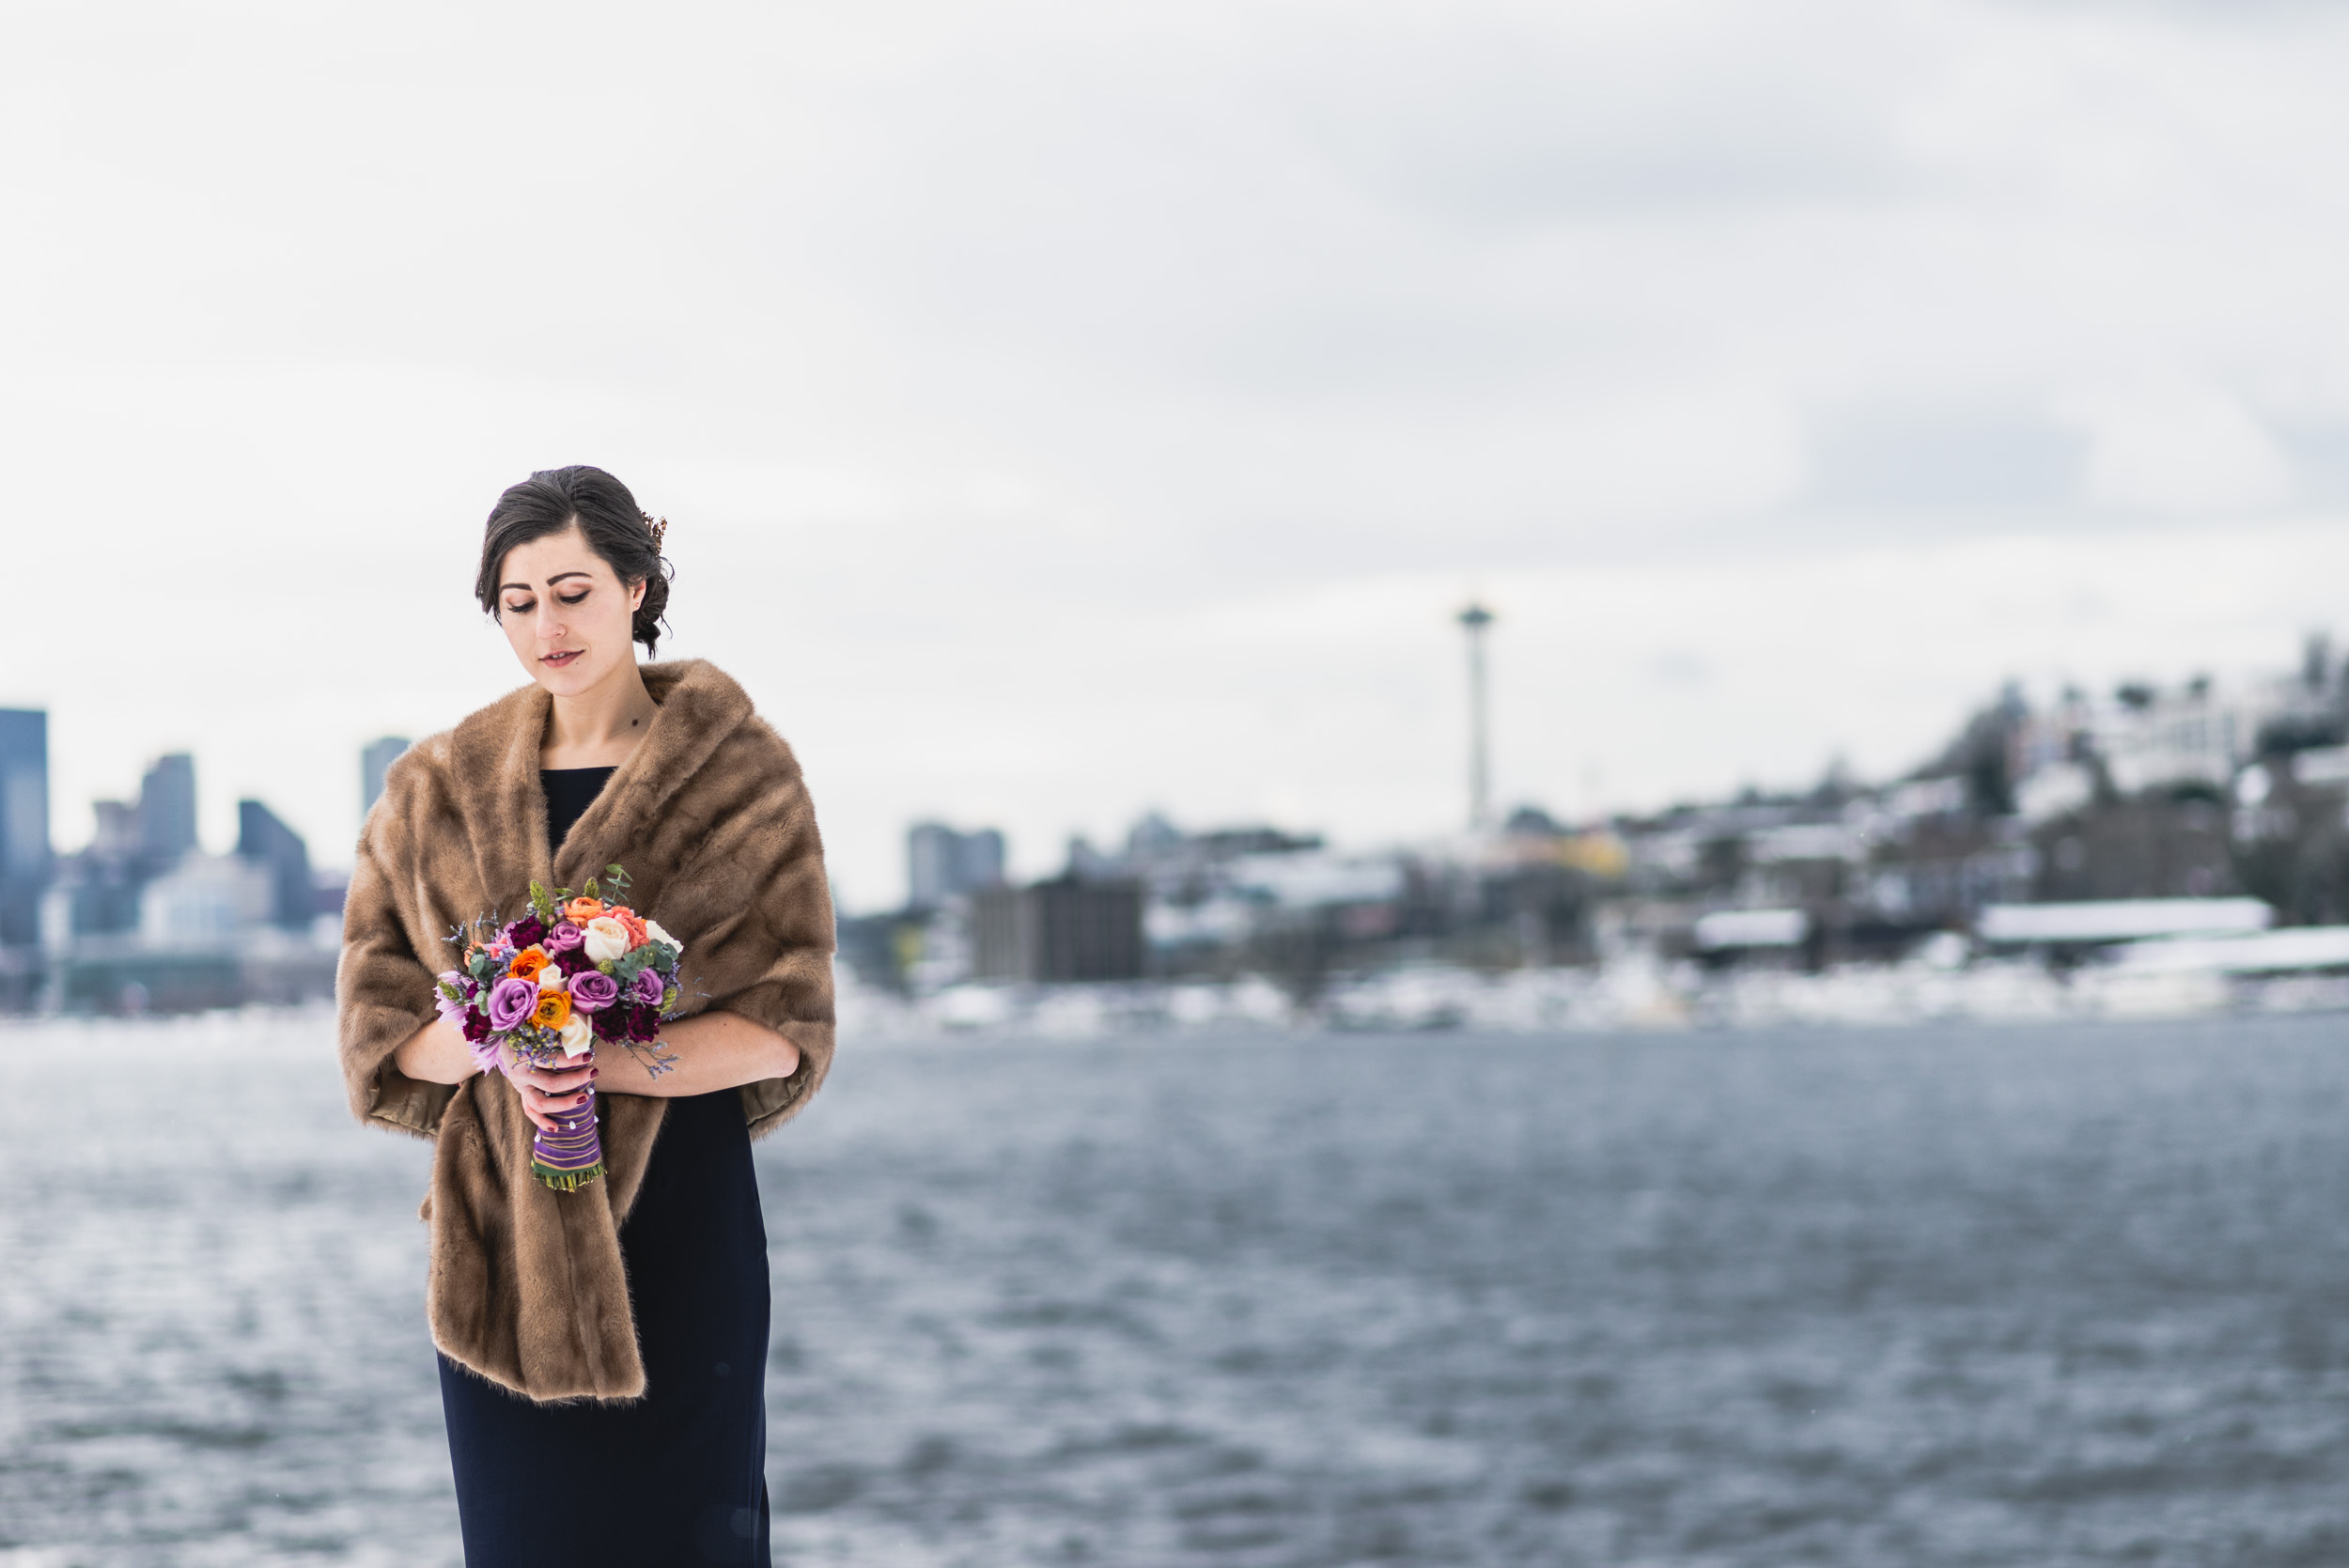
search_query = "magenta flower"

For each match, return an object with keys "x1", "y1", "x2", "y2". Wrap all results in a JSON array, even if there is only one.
[
  {"x1": 568, "y1": 969, "x2": 621, "y2": 1013},
  {"x1": 630, "y1": 968, "x2": 665, "y2": 1007},
  {"x1": 488, "y1": 977, "x2": 539, "y2": 1032},
  {"x1": 542, "y1": 921, "x2": 585, "y2": 954}
]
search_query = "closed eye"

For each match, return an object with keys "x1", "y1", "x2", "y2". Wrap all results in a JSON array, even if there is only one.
[{"x1": 503, "y1": 591, "x2": 588, "y2": 614}]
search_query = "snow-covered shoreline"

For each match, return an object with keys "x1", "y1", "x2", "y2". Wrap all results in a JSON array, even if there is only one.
[{"x1": 835, "y1": 956, "x2": 2349, "y2": 1043}]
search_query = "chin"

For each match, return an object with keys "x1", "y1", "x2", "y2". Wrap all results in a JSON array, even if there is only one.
[{"x1": 534, "y1": 654, "x2": 608, "y2": 696}]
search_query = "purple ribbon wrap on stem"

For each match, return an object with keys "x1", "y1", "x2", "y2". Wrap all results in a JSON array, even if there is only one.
[{"x1": 520, "y1": 1041, "x2": 605, "y2": 1190}]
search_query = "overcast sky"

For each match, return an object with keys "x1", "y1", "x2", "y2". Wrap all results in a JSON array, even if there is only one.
[{"x1": 8, "y1": 0, "x2": 2349, "y2": 908}]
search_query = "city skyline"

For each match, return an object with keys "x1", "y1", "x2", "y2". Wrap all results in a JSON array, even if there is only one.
[{"x1": 15, "y1": 596, "x2": 2348, "y2": 918}]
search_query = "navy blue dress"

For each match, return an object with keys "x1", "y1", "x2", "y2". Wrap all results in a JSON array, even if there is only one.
[{"x1": 437, "y1": 766, "x2": 771, "y2": 1567}]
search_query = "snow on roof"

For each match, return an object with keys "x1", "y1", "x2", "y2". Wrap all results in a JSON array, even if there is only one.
[
  {"x1": 2111, "y1": 926, "x2": 2349, "y2": 974},
  {"x1": 1693, "y1": 908, "x2": 1810, "y2": 950},
  {"x1": 1976, "y1": 898, "x2": 2273, "y2": 944}
]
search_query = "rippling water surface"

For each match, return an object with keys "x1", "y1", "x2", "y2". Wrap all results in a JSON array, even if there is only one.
[{"x1": 4, "y1": 1011, "x2": 2348, "y2": 1566}]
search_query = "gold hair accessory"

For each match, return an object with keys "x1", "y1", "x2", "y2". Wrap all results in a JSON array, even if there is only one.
[{"x1": 640, "y1": 510, "x2": 668, "y2": 551}]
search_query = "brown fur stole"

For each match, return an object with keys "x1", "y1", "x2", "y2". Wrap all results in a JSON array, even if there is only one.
[{"x1": 335, "y1": 659, "x2": 835, "y2": 1403}]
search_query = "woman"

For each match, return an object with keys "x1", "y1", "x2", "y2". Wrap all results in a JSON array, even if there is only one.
[{"x1": 337, "y1": 465, "x2": 834, "y2": 1567}]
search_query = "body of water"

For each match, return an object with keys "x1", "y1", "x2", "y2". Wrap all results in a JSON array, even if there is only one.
[{"x1": 3, "y1": 1012, "x2": 2346, "y2": 1565}]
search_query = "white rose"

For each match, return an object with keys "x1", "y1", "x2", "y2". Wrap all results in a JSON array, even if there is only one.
[
  {"x1": 557, "y1": 1016, "x2": 594, "y2": 1057},
  {"x1": 645, "y1": 918, "x2": 683, "y2": 957},
  {"x1": 583, "y1": 916, "x2": 631, "y2": 965},
  {"x1": 538, "y1": 968, "x2": 568, "y2": 990}
]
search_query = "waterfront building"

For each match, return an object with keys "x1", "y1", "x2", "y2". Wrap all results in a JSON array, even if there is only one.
[
  {"x1": 362, "y1": 737, "x2": 410, "y2": 816},
  {"x1": 39, "y1": 862, "x2": 143, "y2": 950},
  {"x1": 2092, "y1": 680, "x2": 2241, "y2": 798},
  {"x1": 138, "y1": 854, "x2": 272, "y2": 949},
  {"x1": 0, "y1": 709, "x2": 49, "y2": 947},
  {"x1": 237, "y1": 800, "x2": 313, "y2": 930},
  {"x1": 972, "y1": 878, "x2": 1144, "y2": 983}
]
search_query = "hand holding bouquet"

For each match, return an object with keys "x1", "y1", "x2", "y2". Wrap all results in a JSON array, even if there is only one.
[{"x1": 432, "y1": 864, "x2": 685, "y2": 1190}]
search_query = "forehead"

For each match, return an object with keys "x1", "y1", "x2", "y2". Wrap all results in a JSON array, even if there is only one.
[{"x1": 499, "y1": 526, "x2": 609, "y2": 586}]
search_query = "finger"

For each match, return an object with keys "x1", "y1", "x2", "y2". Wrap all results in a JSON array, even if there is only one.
[{"x1": 524, "y1": 1091, "x2": 577, "y2": 1123}]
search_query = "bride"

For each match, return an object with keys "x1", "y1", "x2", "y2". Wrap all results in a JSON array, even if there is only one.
[{"x1": 337, "y1": 464, "x2": 835, "y2": 1566}]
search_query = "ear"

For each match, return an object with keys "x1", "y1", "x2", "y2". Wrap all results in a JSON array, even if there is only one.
[{"x1": 629, "y1": 579, "x2": 646, "y2": 613}]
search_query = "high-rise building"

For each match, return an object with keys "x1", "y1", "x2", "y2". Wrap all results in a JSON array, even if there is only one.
[
  {"x1": 907, "y1": 822, "x2": 1007, "y2": 909},
  {"x1": 363, "y1": 737, "x2": 411, "y2": 817},
  {"x1": 0, "y1": 709, "x2": 49, "y2": 947},
  {"x1": 959, "y1": 828, "x2": 1005, "y2": 892},
  {"x1": 237, "y1": 800, "x2": 313, "y2": 930},
  {"x1": 91, "y1": 800, "x2": 138, "y2": 859},
  {"x1": 137, "y1": 753, "x2": 198, "y2": 866}
]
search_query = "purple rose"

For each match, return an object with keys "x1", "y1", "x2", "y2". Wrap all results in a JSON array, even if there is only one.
[
  {"x1": 630, "y1": 968, "x2": 665, "y2": 1006},
  {"x1": 568, "y1": 969, "x2": 621, "y2": 1013},
  {"x1": 542, "y1": 921, "x2": 584, "y2": 954},
  {"x1": 487, "y1": 977, "x2": 539, "y2": 1032}
]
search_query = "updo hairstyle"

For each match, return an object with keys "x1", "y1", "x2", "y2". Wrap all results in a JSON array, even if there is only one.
[{"x1": 474, "y1": 465, "x2": 673, "y2": 654}]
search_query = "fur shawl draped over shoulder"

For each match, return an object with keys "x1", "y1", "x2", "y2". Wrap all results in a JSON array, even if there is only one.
[{"x1": 336, "y1": 659, "x2": 834, "y2": 1403}]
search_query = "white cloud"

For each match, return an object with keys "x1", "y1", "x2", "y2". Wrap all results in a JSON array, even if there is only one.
[
  {"x1": 8, "y1": 0, "x2": 2349, "y2": 905},
  {"x1": 2062, "y1": 377, "x2": 2295, "y2": 513}
]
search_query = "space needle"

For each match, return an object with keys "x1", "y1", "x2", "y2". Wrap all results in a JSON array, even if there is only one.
[{"x1": 1456, "y1": 601, "x2": 1495, "y2": 834}]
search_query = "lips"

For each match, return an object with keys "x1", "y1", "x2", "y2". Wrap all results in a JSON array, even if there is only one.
[{"x1": 543, "y1": 649, "x2": 583, "y2": 667}]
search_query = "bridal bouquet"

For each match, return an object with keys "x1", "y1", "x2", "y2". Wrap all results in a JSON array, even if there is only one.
[{"x1": 433, "y1": 864, "x2": 684, "y2": 1190}]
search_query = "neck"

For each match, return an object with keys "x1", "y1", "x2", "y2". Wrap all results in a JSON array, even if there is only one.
[{"x1": 541, "y1": 660, "x2": 660, "y2": 768}]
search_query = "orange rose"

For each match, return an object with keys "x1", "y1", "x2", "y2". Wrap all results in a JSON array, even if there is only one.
[
  {"x1": 565, "y1": 896, "x2": 604, "y2": 925},
  {"x1": 506, "y1": 946, "x2": 550, "y2": 982},
  {"x1": 613, "y1": 908, "x2": 648, "y2": 947},
  {"x1": 531, "y1": 989, "x2": 572, "y2": 1030}
]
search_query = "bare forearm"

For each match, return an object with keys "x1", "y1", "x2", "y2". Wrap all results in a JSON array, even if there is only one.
[
  {"x1": 388, "y1": 1009, "x2": 796, "y2": 1111},
  {"x1": 391, "y1": 1017, "x2": 477, "y2": 1084},
  {"x1": 600, "y1": 1010, "x2": 800, "y2": 1097}
]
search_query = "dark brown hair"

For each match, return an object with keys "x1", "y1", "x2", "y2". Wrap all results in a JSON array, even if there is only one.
[{"x1": 474, "y1": 465, "x2": 673, "y2": 654}]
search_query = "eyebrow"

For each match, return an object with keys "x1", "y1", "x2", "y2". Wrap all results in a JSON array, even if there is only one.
[{"x1": 499, "y1": 571, "x2": 595, "y2": 594}]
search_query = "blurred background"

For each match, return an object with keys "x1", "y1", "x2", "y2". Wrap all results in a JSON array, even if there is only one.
[{"x1": 8, "y1": 2, "x2": 2349, "y2": 1564}]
